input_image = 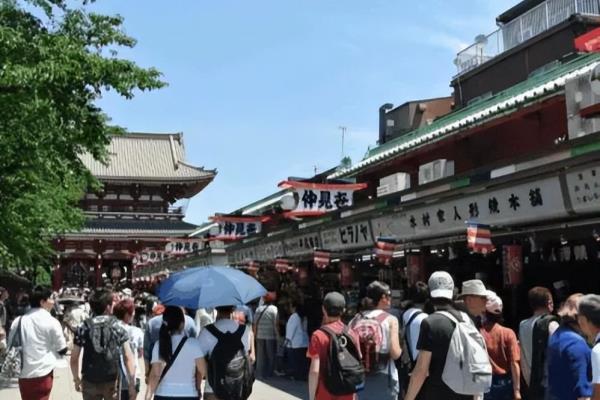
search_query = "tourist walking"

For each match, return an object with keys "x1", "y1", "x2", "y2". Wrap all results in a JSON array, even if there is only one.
[
  {"x1": 578, "y1": 294, "x2": 600, "y2": 400},
  {"x1": 350, "y1": 281, "x2": 401, "y2": 400},
  {"x1": 71, "y1": 288, "x2": 137, "y2": 400},
  {"x1": 284, "y1": 302, "x2": 309, "y2": 380},
  {"x1": 114, "y1": 298, "x2": 144, "y2": 400},
  {"x1": 143, "y1": 306, "x2": 197, "y2": 378},
  {"x1": 198, "y1": 305, "x2": 255, "y2": 400},
  {"x1": 7, "y1": 286, "x2": 67, "y2": 400},
  {"x1": 398, "y1": 281, "x2": 429, "y2": 395},
  {"x1": 546, "y1": 293, "x2": 592, "y2": 400},
  {"x1": 253, "y1": 293, "x2": 279, "y2": 379},
  {"x1": 480, "y1": 291, "x2": 521, "y2": 400},
  {"x1": 145, "y1": 306, "x2": 204, "y2": 400},
  {"x1": 518, "y1": 286, "x2": 559, "y2": 400},
  {"x1": 404, "y1": 271, "x2": 485, "y2": 400},
  {"x1": 307, "y1": 291, "x2": 364, "y2": 400}
]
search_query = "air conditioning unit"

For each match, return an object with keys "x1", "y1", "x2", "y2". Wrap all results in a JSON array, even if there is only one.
[
  {"x1": 418, "y1": 159, "x2": 454, "y2": 185},
  {"x1": 566, "y1": 64, "x2": 600, "y2": 139},
  {"x1": 376, "y1": 172, "x2": 410, "y2": 198}
]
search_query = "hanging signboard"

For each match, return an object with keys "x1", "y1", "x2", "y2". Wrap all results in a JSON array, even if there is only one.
[
  {"x1": 278, "y1": 180, "x2": 368, "y2": 218},
  {"x1": 503, "y1": 244, "x2": 523, "y2": 287},
  {"x1": 253, "y1": 241, "x2": 285, "y2": 262},
  {"x1": 210, "y1": 215, "x2": 268, "y2": 241},
  {"x1": 565, "y1": 163, "x2": 600, "y2": 215},
  {"x1": 321, "y1": 219, "x2": 374, "y2": 251},
  {"x1": 371, "y1": 176, "x2": 566, "y2": 241},
  {"x1": 283, "y1": 232, "x2": 322, "y2": 257},
  {"x1": 165, "y1": 239, "x2": 204, "y2": 254},
  {"x1": 406, "y1": 254, "x2": 426, "y2": 286}
]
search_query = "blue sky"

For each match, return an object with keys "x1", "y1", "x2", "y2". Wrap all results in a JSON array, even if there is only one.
[{"x1": 91, "y1": 0, "x2": 515, "y2": 225}]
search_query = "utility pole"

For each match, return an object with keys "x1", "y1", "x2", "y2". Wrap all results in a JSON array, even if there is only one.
[{"x1": 338, "y1": 126, "x2": 347, "y2": 159}]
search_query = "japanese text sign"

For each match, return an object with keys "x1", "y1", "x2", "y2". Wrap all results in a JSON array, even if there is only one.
[
  {"x1": 278, "y1": 180, "x2": 367, "y2": 217},
  {"x1": 210, "y1": 215, "x2": 266, "y2": 241},
  {"x1": 371, "y1": 176, "x2": 566, "y2": 241}
]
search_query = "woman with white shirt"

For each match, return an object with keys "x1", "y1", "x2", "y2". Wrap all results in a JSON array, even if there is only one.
[
  {"x1": 284, "y1": 302, "x2": 309, "y2": 380},
  {"x1": 145, "y1": 306, "x2": 205, "y2": 400}
]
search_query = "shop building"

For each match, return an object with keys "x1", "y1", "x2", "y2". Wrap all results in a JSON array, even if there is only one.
[{"x1": 221, "y1": 1, "x2": 600, "y2": 326}]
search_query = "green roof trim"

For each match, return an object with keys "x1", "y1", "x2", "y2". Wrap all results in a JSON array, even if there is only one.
[
  {"x1": 329, "y1": 52, "x2": 600, "y2": 179},
  {"x1": 571, "y1": 139, "x2": 600, "y2": 157}
]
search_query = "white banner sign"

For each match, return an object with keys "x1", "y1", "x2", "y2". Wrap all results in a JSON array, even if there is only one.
[
  {"x1": 371, "y1": 176, "x2": 567, "y2": 241},
  {"x1": 212, "y1": 217, "x2": 263, "y2": 241},
  {"x1": 321, "y1": 220, "x2": 374, "y2": 251},
  {"x1": 283, "y1": 232, "x2": 323, "y2": 257},
  {"x1": 565, "y1": 163, "x2": 600, "y2": 214},
  {"x1": 278, "y1": 181, "x2": 367, "y2": 217},
  {"x1": 165, "y1": 239, "x2": 204, "y2": 254},
  {"x1": 254, "y1": 241, "x2": 285, "y2": 262}
]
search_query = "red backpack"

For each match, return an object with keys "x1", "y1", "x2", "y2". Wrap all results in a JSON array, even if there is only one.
[{"x1": 349, "y1": 311, "x2": 389, "y2": 373}]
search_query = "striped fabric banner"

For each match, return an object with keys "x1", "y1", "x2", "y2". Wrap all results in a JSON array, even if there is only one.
[
  {"x1": 374, "y1": 237, "x2": 397, "y2": 265},
  {"x1": 467, "y1": 223, "x2": 494, "y2": 254},
  {"x1": 313, "y1": 250, "x2": 331, "y2": 269}
]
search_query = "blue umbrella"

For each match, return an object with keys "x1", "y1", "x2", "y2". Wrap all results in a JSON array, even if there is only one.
[{"x1": 157, "y1": 266, "x2": 267, "y2": 309}]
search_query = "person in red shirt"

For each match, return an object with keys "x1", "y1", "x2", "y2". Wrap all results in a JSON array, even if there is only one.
[
  {"x1": 307, "y1": 291, "x2": 360, "y2": 400},
  {"x1": 480, "y1": 290, "x2": 521, "y2": 400}
]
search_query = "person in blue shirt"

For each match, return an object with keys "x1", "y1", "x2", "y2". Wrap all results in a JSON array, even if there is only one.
[{"x1": 547, "y1": 293, "x2": 592, "y2": 400}]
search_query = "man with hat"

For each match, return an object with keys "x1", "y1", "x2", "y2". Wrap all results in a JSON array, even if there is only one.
[
  {"x1": 404, "y1": 271, "x2": 471, "y2": 400},
  {"x1": 577, "y1": 294, "x2": 600, "y2": 400},
  {"x1": 459, "y1": 279, "x2": 488, "y2": 325},
  {"x1": 307, "y1": 292, "x2": 361, "y2": 400}
]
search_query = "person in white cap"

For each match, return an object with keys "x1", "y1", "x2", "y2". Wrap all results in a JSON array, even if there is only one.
[
  {"x1": 480, "y1": 290, "x2": 521, "y2": 400},
  {"x1": 459, "y1": 280, "x2": 488, "y2": 324},
  {"x1": 404, "y1": 271, "x2": 471, "y2": 400}
]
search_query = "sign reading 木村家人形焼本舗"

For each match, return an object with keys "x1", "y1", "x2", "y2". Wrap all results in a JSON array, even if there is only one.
[
  {"x1": 209, "y1": 214, "x2": 270, "y2": 241},
  {"x1": 278, "y1": 180, "x2": 368, "y2": 218}
]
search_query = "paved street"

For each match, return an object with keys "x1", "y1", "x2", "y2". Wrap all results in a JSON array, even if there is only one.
[{"x1": 0, "y1": 359, "x2": 307, "y2": 400}]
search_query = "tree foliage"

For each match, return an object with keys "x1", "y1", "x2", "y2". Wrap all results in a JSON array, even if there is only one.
[{"x1": 0, "y1": 0, "x2": 165, "y2": 270}]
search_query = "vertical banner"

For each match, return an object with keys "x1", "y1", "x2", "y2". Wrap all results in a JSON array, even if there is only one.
[
  {"x1": 406, "y1": 254, "x2": 426, "y2": 286},
  {"x1": 502, "y1": 244, "x2": 523, "y2": 287},
  {"x1": 339, "y1": 261, "x2": 354, "y2": 287}
]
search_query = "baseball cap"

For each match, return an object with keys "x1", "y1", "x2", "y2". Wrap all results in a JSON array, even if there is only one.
[
  {"x1": 428, "y1": 271, "x2": 454, "y2": 300},
  {"x1": 486, "y1": 290, "x2": 503, "y2": 314},
  {"x1": 323, "y1": 291, "x2": 346, "y2": 316}
]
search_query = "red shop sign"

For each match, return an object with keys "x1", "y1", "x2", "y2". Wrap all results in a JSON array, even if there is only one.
[
  {"x1": 503, "y1": 245, "x2": 523, "y2": 287},
  {"x1": 339, "y1": 261, "x2": 353, "y2": 287},
  {"x1": 407, "y1": 254, "x2": 426, "y2": 286}
]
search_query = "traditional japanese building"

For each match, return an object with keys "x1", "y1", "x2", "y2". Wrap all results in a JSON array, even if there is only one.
[
  {"x1": 51, "y1": 133, "x2": 216, "y2": 290},
  {"x1": 223, "y1": 0, "x2": 600, "y2": 327}
]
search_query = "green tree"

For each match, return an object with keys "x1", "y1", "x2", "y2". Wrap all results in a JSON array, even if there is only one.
[{"x1": 0, "y1": 0, "x2": 165, "y2": 271}]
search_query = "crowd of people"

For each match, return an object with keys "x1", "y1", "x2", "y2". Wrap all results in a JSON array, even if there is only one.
[{"x1": 1, "y1": 274, "x2": 600, "y2": 400}]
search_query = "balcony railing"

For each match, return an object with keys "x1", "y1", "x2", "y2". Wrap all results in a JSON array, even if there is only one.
[{"x1": 454, "y1": 0, "x2": 600, "y2": 75}]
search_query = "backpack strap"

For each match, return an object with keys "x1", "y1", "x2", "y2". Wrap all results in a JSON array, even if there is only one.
[
  {"x1": 205, "y1": 324, "x2": 224, "y2": 340},
  {"x1": 158, "y1": 337, "x2": 188, "y2": 386},
  {"x1": 436, "y1": 310, "x2": 464, "y2": 325},
  {"x1": 404, "y1": 310, "x2": 423, "y2": 363},
  {"x1": 374, "y1": 311, "x2": 390, "y2": 323}
]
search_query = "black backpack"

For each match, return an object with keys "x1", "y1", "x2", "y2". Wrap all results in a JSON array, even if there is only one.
[
  {"x1": 206, "y1": 324, "x2": 254, "y2": 400},
  {"x1": 80, "y1": 316, "x2": 123, "y2": 383},
  {"x1": 320, "y1": 326, "x2": 365, "y2": 396},
  {"x1": 529, "y1": 314, "x2": 559, "y2": 398}
]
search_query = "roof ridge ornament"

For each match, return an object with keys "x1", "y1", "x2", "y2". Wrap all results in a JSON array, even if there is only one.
[{"x1": 169, "y1": 134, "x2": 179, "y2": 170}]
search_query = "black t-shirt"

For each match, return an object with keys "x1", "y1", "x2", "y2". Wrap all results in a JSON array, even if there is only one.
[{"x1": 416, "y1": 306, "x2": 471, "y2": 400}]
